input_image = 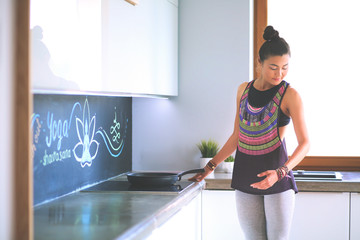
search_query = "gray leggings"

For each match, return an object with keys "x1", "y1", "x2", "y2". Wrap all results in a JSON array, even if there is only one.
[{"x1": 235, "y1": 189, "x2": 295, "y2": 240}]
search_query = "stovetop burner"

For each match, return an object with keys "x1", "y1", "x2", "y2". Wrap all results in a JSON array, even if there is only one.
[{"x1": 81, "y1": 180, "x2": 194, "y2": 194}]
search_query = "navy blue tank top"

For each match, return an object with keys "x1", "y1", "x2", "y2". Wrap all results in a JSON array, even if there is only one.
[{"x1": 231, "y1": 80, "x2": 298, "y2": 195}]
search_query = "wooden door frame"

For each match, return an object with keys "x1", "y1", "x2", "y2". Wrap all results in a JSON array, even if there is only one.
[
  {"x1": 253, "y1": 0, "x2": 267, "y2": 80},
  {"x1": 13, "y1": 0, "x2": 33, "y2": 239}
]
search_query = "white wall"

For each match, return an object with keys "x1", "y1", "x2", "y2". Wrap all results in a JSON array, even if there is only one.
[
  {"x1": 0, "y1": 0, "x2": 14, "y2": 238},
  {"x1": 133, "y1": 0, "x2": 252, "y2": 171}
]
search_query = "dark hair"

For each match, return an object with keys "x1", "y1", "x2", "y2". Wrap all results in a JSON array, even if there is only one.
[{"x1": 258, "y1": 26, "x2": 291, "y2": 62}]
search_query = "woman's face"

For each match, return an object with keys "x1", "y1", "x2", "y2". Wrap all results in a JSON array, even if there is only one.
[{"x1": 259, "y1": 54, "x2": 290, "y2": 85}]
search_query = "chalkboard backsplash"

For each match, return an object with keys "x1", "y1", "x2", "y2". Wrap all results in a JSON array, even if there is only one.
[{"x1": 32, "y1": 94, "x2": 132, "y2": 205}]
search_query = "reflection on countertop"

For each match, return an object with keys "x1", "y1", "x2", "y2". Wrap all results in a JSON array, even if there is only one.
[{"x1": 34, "y1": 181, "x2": 205, "y2": 240}]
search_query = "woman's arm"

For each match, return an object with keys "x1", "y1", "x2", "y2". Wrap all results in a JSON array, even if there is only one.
[
  {"x1": 283, "y1": 87, "x2": 310, "y2": 170},
  {"x1": 189, "y1": 83, "x2": 247, "y2": 182}
]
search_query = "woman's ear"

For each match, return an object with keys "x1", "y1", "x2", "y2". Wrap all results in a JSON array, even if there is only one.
[
  {"x1": 255, "y1": 56, "x2": 263, "y2": 78},
  {"x1": 257, "y1": 56, "x2": 262, "y2": 65}
]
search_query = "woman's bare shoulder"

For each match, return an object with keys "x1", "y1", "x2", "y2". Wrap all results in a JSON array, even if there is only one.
[
  {"x1": 283, "y1": 85, "x2": 304, "y2": 116},
  {"x1": 237, "y1": 82, "x2": 249, "y2": 95},
  {"x1": 235, "y1": 82, "x2": 249, "y2": 102},
  {"x1": 285, "y1": 85, "x2": 302, "y2": 101}
]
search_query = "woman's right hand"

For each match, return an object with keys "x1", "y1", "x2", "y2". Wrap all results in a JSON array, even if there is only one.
[{"x1": 188, "y1": 167, "x2": 213, "y2": 182}]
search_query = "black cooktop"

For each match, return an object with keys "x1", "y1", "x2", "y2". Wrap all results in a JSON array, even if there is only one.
[{"x1": 81, "y1": 180, "x2": 194, "y2": 194}]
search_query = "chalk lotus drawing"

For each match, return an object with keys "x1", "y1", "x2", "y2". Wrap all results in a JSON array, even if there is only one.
[{"x1": 73, "y1": 98, "x2": 99, "y2": 167}]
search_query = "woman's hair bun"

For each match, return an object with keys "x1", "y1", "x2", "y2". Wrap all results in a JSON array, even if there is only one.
[
  {"x1": 263, "y1": 25, "x2": 280, "y2": 41},
  {"x1": 259, "y1": 25, "x2": 290, "y2": 61}
]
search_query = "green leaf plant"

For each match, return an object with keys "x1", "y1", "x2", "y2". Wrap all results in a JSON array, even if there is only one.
[{"x1": 196, "y1": 139, "x2": 220, "y2": 158}]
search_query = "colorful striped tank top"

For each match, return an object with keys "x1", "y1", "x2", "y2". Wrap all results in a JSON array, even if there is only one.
[
  {"x1": 231, "y1": 80, "x2": 298, "y2": 195},
  {"x1": 238, "y1": 80, "x2": 287, "y2": 155}
]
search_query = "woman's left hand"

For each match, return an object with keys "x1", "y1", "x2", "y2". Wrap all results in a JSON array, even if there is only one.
[
  {"x1": 250, "y1": 170, "x2": 278, "y2": 190},
  {"x1": 188, "y1": 167, "x2": 212, "y2": 182}
]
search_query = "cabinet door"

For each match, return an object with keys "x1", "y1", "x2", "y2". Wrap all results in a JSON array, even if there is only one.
[
  {"x1": 290, "y1": 192, "x2": 350, "y2": 240},
  {"x1": 202, "y1": 190, "x2": 245, "y2": 240},
  {"x1": 102, "y1": 0, "x2": 178, "y2": 96},
  {"x1": 147, "y1": 193, "x2": 201, "y2": 240},
  {"x1": 351, "y1": 193, "x2": 360, "y2": 240}
]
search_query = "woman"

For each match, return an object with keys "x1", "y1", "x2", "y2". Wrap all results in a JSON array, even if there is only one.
[{"x1": 189, "y1": 26, "x2": 310, "y2": 240}]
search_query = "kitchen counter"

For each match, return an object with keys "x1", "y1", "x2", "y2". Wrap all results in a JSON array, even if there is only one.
[
  {"x1": 33, "y1": 171, "x2": 360, "y2": 239},
  {"x1": 205, "y1": 171, "x2": 360, "y2": 192},
  {"x1": 34, "y1": 180, "x2": 205, "y2": 240}
]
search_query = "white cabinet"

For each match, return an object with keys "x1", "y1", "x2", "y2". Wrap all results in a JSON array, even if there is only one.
[
  {"x1": 148, "y1": 190, "x2": 355, "y2": 240},
  {"x1": 202, "y1": 190, "x2": 351, "y2": 240},
  {"x1": 351, "y1": 193, "x2": 360, "y2": 240},
  {"x1": 102, "y1": 0, "x2": 178, "y2": 96},
  {"x1": 31, "y1": 0, "x2": 178, "y2": 95},
  {"x1": 202, "y1": 190, "x2": 245, "y2": 240},
  {"x1": 290, "y1": 192, "x2": 350, "y2": 240},
  {"x1": 147, "y1": 193, "x2": 201, "y2": 240},
  {"x1": 30, "y1": 0, "x2": 103, "y2": 92}
]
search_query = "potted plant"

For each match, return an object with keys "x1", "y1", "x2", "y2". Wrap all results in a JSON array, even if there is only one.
[
  {"x1": 197, "y1": 139, "x2": 219, "y2": 158},
  {"x1": 223, "y1": 155, "x2": 235, "y2": 173},
  {"x1": 197, "y1": 139, "x2": 219, "y2": 175}
]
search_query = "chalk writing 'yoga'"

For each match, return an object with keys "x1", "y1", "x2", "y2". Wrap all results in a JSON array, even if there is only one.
[
  {"x1": 45, "y1": 103, "x2": 81, "y2": 151},
  {"x1": 46, "y1": 112, "x2": 69, "y2": 150}
]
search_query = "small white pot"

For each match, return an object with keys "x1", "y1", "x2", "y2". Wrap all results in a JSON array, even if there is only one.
[{"x1": 223, "y1": 162, "x2": 234, "y2": 173}]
